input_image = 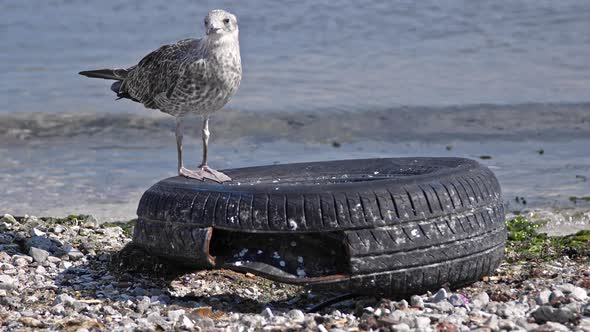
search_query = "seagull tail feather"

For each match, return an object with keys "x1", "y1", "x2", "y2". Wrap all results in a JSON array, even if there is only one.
[{"x1": 78, "y1": 68, "x2": 128, "y2": 80}]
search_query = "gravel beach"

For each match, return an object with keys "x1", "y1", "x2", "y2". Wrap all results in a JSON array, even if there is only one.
[{"x1": 0, "y1": 213, "x2": 589, "y2": 331}]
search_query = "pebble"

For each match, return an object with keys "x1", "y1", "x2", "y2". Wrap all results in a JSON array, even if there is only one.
[
  {"x1": 20, "y1": 317, "x2": 43, "y2": 328},
  {"x1": 29, "y1": 247, "x2": 50, "y2": 263},
  {"x1": 542, "y1": 321, "x2": 570, "y2": 332},
  {"x1": 1, "y1": 214, "x2": 17, "y2": 224},
  {"x1": 0, "y1": 213, "x2": 588, "y2": 332},
  {"x1": 572, "y1": 286, "x2": 588, "y2": 301},
  {"x1": 498, "y1": 319, "x2": 516, "y2": 330},
  {"x1": 531, "y1": 305, "x2": 576, "y2": 324},
  {"x1": 68, "y1": 249, "x2": 84, "y2": 261},
  {"x1": 25, "y1": 236, "x2": 55, "y2": 253},
  {"x1": 0, "y1": 274, "x2": 17, "y2": 290},
  {"x1": 59, "y1": 261, "x2": 72, "y2": 269},
  {"x1": 194, "y1": 317, "x2": 214, "y2": 329},
  {"x1": 0, "y1": 234, "x2": 14, "y2": 244},
  {"x1": 390, "y1": 323, "x2": 411, "y2": 332},
  {"x1": 287, "y1": 309, "x2": 305, "y2": 323},
  {"x1": 261, "y1": 307, "x2": 274, "y2": 318},
  {"x1": 434, "y1": 301, "x2": 456, "y2": 313},
  {"x1": 414, "y1": 316, "x2": 430, "y2": 329},
  {"x1": 31, "y1": 228, "x2": 46, "y2": 237},
  {"x1": 54, "y1": 293, "x2": 76, "y2": 306},
  {"x1": 13, "y1": 257, "x2": 29, "y2": 267},
  {"x1": 411, "y1": 294, "x2": 425, "y2": 309},
  {"x1": 535, "y1": 288, "x2": 552, "y2": 305},
  {"x1": 51, "y1": 304, "x2": 65, "y2": 315},
  {"x1": 484, "y1": 314, "x2": 499, "y2": 330},
  {"x1": 557, "y1": 283, "x2": 575, "y2": 294},
  {"x1": 397, "y1": 299, "x2": 409, "y2": 310},
  {"x1": 136, "y1": 297, "x2": 151, "y2": 313},
  {"x1": 471, "y1": 291, "x2": 490, "y2": 308},
  {"x1": 432, "y1": 288, "x2": 448, "y2": 303},
  {"x1": 390, "y1": 310, "x2": 406, "y2": 323},
  {"x1": 13, "y1": 255, "x2": 33, "y2": 264},
  {"x1": 167, "y1": 309, "x2": 185, "y2": 322},
  {"x1": 550, "y1": 289, "x2": 565, "y2": 302},
  {"x1": 180, "y1": 315, "x2": 194, "y2": 329},
  {"x1": 448, "y1": 294, "x2": 465, "y2": 307}
]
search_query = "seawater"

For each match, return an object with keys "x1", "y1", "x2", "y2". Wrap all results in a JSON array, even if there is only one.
[
  {"x1": 0, "y1": 1, "x2": 589, "y2": 232},
  {"x1": 2, "y1": 0, "x2": 590, "y2": 114}
]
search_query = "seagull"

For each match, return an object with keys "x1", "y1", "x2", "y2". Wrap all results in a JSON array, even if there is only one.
[{"x1": 80, "y1": 9, "x2": 241, "y2": 183}]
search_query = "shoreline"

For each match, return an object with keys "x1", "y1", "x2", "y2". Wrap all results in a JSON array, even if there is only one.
[{"x1": 0, "y1": 213, "x2": 588, "y2": 331}]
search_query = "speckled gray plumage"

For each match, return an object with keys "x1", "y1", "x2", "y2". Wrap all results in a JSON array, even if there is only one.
[{"x1": 109, "y1": 10, "x2": 241, "y2": 117}]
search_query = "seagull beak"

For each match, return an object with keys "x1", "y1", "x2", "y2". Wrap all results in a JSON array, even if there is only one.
[{"x1": 208, "y1": 27, "x2": 222, "y2": 35}]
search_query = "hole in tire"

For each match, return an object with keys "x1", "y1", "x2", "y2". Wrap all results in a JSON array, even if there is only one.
[{"x1": 209, "y1": 229, "x2": 350, "y2": 281}]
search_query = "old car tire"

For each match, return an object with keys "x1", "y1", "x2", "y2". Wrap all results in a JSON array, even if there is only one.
[{"x1": 133, "y1": 157, "x2": 506, "y2": 296}]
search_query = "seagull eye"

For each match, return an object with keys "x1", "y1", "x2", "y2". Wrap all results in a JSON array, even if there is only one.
[
  {"x1": 223, "y1": 18, "x2": 230, "y2": 25},
  {"x1": 204, "y1": 19, "x2": 208, "y2": 26}
]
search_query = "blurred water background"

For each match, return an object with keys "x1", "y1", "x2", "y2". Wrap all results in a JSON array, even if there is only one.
[{"x1": 1, "y1": 1, "x2": 589, "y2": 232}]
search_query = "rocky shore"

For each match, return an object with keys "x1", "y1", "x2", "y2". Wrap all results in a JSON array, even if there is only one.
[{"x1": 0, "y1": 214, "x2": 589, "y2": 331}]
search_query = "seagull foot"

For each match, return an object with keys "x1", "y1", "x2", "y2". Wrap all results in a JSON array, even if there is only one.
[{"x1": 179, "y1": 166, "x2": 232, "y2": 183}]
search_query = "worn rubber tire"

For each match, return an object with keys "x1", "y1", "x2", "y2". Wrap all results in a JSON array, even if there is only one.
[{"x1": 133, "y1": 157, "x2": 505, "y2": 296}]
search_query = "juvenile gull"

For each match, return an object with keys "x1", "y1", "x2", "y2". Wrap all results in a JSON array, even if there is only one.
[{"x1": 80, "y1": 9, "x2": 241, "y2": 182}]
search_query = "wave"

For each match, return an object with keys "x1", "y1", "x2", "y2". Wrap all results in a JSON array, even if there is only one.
[{"x1": 1, "y1": 103, "x2": 589, "y2": 144}]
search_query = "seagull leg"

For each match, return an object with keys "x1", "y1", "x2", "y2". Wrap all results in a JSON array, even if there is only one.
[
  {"x1": 176, "y1": 116, "x2": 205, "y2": 180},
  {"x1": 197, "y1": 116, "x2": 232, "y2": 183}
]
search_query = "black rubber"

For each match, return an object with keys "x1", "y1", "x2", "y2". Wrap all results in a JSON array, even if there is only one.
[{"x1": 132, "y1": 157, "x2": 506, "y2": 296}]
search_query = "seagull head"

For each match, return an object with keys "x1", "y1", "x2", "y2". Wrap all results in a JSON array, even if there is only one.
[{"x1": 204, "y1": 9, "x2": 238, "y2": 39}]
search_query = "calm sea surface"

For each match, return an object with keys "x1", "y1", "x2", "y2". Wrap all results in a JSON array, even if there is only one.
[
  {"x1": 2, "y1": 0, "x2": 590, "y2": 114},
  {"x1": 1, "y1": 1, "x2": 589, "y2": 231}
]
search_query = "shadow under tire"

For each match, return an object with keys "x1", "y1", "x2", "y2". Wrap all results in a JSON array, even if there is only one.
[{"x1": 133, "y1": 157, "x2": 506, "y2": 296}]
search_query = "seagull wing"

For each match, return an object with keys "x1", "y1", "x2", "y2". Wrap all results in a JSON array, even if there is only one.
[{"x1": 120, "y1": 38, "x2": 202, "y2": 109}]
